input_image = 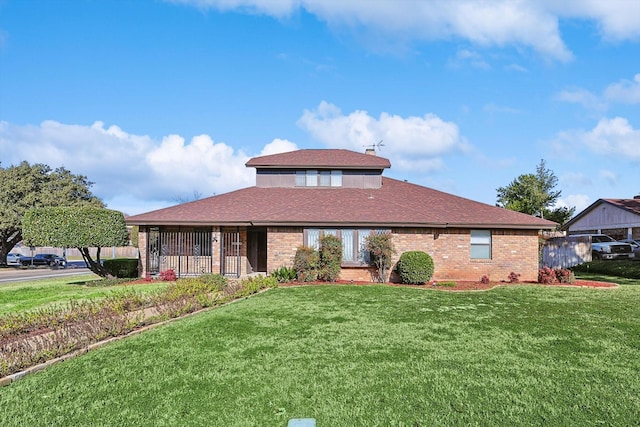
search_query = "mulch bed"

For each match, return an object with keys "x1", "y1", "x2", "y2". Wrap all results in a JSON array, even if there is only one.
[
  {"x1": 122, "y1": 278, "x2": 618, "y2": 291},
  {"x1": 279, "y1": 279, "x2": 618, "y2": 291}
]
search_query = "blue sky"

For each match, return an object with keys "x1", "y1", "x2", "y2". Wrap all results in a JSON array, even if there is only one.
[{"x1": 1, "y1": 0, "x2": 639, "y2": 216}]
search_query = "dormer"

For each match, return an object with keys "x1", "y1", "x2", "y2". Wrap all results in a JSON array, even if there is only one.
[{"x1": 245, "y1": 149, "x2": 391, "y2": 189}]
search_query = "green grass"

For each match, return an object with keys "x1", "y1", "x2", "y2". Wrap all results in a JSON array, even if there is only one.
[
  {"x1": 2, "y1": 284, "x2": 640, "y2": 426},
  {"x1": 572, "y1": 260, "x2": 640, "y2": 280},
  {"x1": 0, "y1": 275, "x2": 169, "y2": 315}
]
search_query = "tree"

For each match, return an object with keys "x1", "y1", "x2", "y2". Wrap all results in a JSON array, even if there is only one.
[
  {"x1": 0, "y1": 162, "x2": 103, "y2": 265},
  {"x1": 22, "y1": 207, "x2": 128, "y2": 278},
  {"x1": 365, "y1": 233, "x2": 396, "y2": 283},
  {"x1": 496, "y1": 160, "x2": 575, "y2": 225}
]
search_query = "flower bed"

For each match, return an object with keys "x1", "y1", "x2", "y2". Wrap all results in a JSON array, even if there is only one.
[{"x1": 1, "y1": 274, "x2": 278, "y2": 382}]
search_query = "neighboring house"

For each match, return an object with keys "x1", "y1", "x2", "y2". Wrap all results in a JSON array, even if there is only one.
[
  {"x1": 126, "y1": 149, "x2": 556, "y2": 282},
  {"x1": 562, "y1": 197, "x2": 640, "y2": 240}
]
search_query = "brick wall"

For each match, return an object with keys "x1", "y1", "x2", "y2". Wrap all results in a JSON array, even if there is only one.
[
  {"x1": 138, "y1": 225, "x2": 540, "y2": 282},
  {"x1": 264, "y1": 226, "x2": 540, "y2": 282},
  {"x1": 390, "y1": 228, "x2": 539, "y2": 282},
  {"x1": 266, "y1": 227, "x2": 303, "y2": 271}
]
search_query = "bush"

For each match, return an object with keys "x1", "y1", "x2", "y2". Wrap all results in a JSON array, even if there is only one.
[
  {"x1": 555, "y1": 268, "x2": 575, "y2": 284},
  {"x1": 234, "y1": 275, "x2": 278, "y2": 298},
  {"x1": 318, "y1": 234, "x2": 342, "y2": 282},
  {"x1": 103, "y1": 258, "x2": 139, "y2": 278},
  {"x1": 293, "y1": 246, "x2": 319, "y2": 282},
  {"x1": 365, "y1": 233, "x2": 396, "y2": 283},
  {"x1": 538, "y1": 266, "x2": 556, "y2": 284},
  {"x1": 507, "y1": 272, "x2": 521, "y2": 283},
  {"x1": 159, "y1": 269, "x2": 177, "y2": 281},
  {"x1": 198, "y1": 273, "x2": 228, "y2": 291},
  {"x1": 397, "y1": 251, "x2": 434, "y2": 284},
  {"x1": 480, "y1": 275, "x2": 490, "y2": 285},
  {"x1": 270, "y1": 266, "x2": 297, "y2": 283}
]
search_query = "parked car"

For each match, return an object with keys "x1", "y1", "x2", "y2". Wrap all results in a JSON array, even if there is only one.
[
  {"x1": 570, "y1": 234, "x2": 635, "y2": 260},
  {"x1": 19, "y1": 253, "x2": 67, "y2": 267},
  {"x1": 619, "y1": 239, "x2": 640, "y2": 259},
  {"x1": 6, "y1": 253, "x2": 22, "y2": 265}
]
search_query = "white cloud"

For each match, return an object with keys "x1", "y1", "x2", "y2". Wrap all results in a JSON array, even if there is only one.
[
  {"x1": 560, "y1": 172, "x2": 592, "y2": 187},
  {"x1": 556, "y1": 194, "x2": 591, "y2": 213},
  {"x1": 0, "y1": 120, "x2": 278, "y2": 215},
  {"x1": 553, "y1": 117, "x2": 640, "y2": 162},
  {"x1": 604, "y1": 73, "x2": 640, "y2": 104},
  {"x1": 297, "y1": 101, "x2": 469, "y2": 173},
  {"x1": 546, "y1": 0, "x2": 640, "y2": 41},
  {"x1": 599, "y1": 169, "x2": 618, "y2": 186},
  {"x1": 556, "y1": 88, "x2": 606, "y2": 111},
  {"x1": 449, "y1": 49, "x2": 491, "y2": 70},
  {"x1": 259, "y1": 138, "x2": 298, "y2": 155},
  {"x1": 167, "y1": 0, "x2": 580, "y2": 60}
]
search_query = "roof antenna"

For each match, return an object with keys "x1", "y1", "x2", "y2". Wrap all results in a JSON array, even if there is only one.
[{"x1": 364, "y1": 140, "x2": 384, "y2": 154}]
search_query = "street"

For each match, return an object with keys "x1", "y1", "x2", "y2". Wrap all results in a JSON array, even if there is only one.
[{"x1": 0, "y1": 262, "x2": 94, "y2": 284}]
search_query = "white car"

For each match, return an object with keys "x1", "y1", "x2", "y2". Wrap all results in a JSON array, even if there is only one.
[{"x1": 6, "y1": 253, "x2": 22, "y2": 265}]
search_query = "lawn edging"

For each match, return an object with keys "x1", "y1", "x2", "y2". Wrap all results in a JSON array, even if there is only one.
[{"x1": 0, "y1": 288, "x2": 271, "y2": 387}]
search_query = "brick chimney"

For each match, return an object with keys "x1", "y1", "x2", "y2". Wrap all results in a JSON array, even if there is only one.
[
  {"x1": 634, "y1": 195, "x2": 640, "y2": 200},
  {"x1": 365, "y1": 148, "x2": 376, "y2": 156}
]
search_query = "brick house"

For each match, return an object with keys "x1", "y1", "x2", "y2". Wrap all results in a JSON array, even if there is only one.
[{"x1": 126, "y1": 149, "x2": 556, "y2": 282}]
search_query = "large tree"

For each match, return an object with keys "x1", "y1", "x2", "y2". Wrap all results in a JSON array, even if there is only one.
[
  {"x1": 22, "y1": 207, "x2": 128, "y2": 278},
  {"x1": 0, "y1": 161, "x2": 103, "y2": 264},
  {"x1": 496, "y1": 159, "x2": 575, "y2": 225}
]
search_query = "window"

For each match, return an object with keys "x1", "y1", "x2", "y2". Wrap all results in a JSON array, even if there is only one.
[
  {"x1": 304, "y1": 228, "x2": 389, "y2": 264},
  {"x1": 330, "y1": 170, "x2": 342, "y2": 187},
  {"x1": 295, "y1": 170, "x2": 343, "y2": 187},
  {"x1": 470, "y1": 230, "x2": 491, "y2": 259},
  {"x1": 306, "y1": 170, "x2": 318, "y2": 186},
  {"x1": 319, "y1": 171, "x2": 331, "y2": 186}
]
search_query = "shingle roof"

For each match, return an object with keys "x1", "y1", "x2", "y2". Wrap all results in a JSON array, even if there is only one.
[
  {"x1": 562, "y1": 197, "x2": 640, "y2": 230},
  {"x1": 126, "y1": 177, "x2": 556, "y2": 229},
  {"x1": 603, "y1": 198, "x2": 640, "y2": 215},
  {"x1": 245, "y1": 149, "x2": 391, "y2": 169}
]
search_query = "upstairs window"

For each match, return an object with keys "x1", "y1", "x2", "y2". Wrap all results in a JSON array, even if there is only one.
[{"x1": 295, "y1": 170, "x2": 342, "y2": 187}]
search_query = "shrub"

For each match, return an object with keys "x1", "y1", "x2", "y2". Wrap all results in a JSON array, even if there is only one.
[
  {"x1": 159, "y1": 269, "x2": 177, "y2": 281},
  {"x1": 538, "y1": 266, "x2": 556, "y2": 284},
  {"x1": 318, "y1": 234, "x2": 342, "y2": 282},
  {"x1": 198, "y1": 273, "x2": 228, "y2": 291},
  {"x1": 507, "y1": 272, "x2": 521, "y2": 283},
  {"x1": 365, "y1": 233, "x2": 396, "y2": 283},
  {"x1": 480, "y1": 275, "x2": 490, "y2": 285},
  {"x1": 397, "y1": 251, "x2": 434, "y2": 284},
  {"x1": 293, "y1": 246, "x2": 319, "y2": 282},
  {"x1": 234, "y1": 275, "x2": 278, "y2": 298},
  {"x1": 270, "y1": 266, "x2": 297, "y2": 283},
  {"x1": 103, "y1": 258, "x2": 139, "y2": 278},
  {"x1": 555, "y1": 268, "x2": 575, "y2": 284}
]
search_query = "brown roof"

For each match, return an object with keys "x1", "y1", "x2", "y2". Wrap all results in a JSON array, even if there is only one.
[
  {"x1": 603, "y1": 198, "x2": 640, "y2": 215},
  {"x1": 127, "y1": 177, "x2": 556, "y2": 229},
  {"x1": 563, "y1": 197, "x2": 640, "y2": 230},
  {"x1": 245, "y1": 149, "x2": 391, "y2": 169}
]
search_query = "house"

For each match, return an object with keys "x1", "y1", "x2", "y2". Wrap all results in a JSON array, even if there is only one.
[
  {"x1": 562, "y1": 197, "x2": 640, "y2": 240},
  {"x1": 125, "y1": 149, "x2": 556, "y2": 282}
]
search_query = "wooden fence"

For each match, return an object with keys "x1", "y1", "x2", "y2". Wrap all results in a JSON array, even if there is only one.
[{"x1": 541, "y1": 235, "x2": 591, "y2": 269}]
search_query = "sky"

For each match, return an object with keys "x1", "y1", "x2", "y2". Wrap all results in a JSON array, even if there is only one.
[{"x1": 1, "y1": 0, "x2": 639, "y2": 217}]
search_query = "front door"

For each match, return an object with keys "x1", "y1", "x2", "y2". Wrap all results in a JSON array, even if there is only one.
[{"x1": 247, "y1": 228, "x2": 267, "y2": 273}]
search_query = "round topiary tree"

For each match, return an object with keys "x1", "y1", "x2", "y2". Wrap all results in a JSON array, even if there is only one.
[{"x1": 397, "y1": 251, "x2": 434, "y2": 284}]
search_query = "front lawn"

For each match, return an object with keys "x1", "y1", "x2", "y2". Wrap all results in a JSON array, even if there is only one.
[
  {"x1": 0, "y1": 275, "x2": 169, "y2": 315},
  {"x1": 1, "y1": 284, "x2": 639, "y2": 426}
]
